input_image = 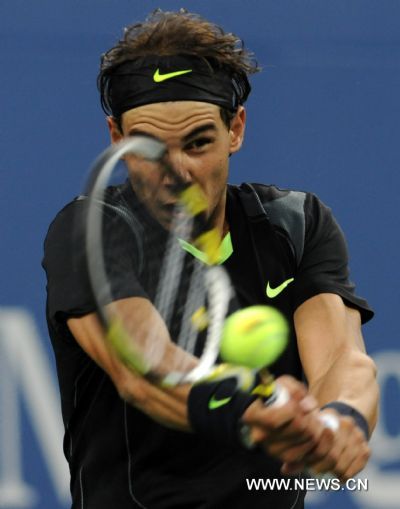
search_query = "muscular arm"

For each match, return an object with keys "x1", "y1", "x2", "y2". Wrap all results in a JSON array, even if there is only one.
[
  {"x1": 67, "y1": 296, "x2": 195, "y2": 431},
  {"x1": 295, "y1": 292, "x2": 378, "y2": 431},
  {"x1": 287, "y1": 292, "x2": 379, "y2": 479}
]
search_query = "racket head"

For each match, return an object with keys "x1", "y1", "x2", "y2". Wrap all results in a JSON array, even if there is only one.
[{"x1": 83, "y1": 136, "x2": 233, "y2": 386}]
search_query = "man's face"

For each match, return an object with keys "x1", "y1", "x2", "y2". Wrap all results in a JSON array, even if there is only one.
[{"x1": 108, "y1": 101, "x2": 245, "y2": 233}]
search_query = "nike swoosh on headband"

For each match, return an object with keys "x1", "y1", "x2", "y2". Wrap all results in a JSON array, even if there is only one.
[
  {"x1": 153, "y1": 68, "x2": 193, "y2": 83},
  {"x1": 266, "y1": 277, "x2": 294, "y2": 299}
]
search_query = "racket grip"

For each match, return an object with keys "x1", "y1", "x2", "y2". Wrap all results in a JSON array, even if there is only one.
[
  {"x1": 239, "y1": 383, "x2": 289, "y2": 449},
  {"x1": 263, "y1": 383, "x2": 290, "y2": 408}
]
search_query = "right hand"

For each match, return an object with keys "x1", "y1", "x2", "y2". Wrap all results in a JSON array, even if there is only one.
[{"x1": 241, "y1": 375, "x2": 334, "y2": 468}]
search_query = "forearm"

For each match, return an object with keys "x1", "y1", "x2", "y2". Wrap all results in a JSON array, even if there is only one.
[
  {"x1": 295, "y1": 294, "x2": 379, "y2": 436},
  {"x1": 308, "y1": 349, "x2": 379, "y2": 433},
  {"x1": 113, "y1": 362, "x2": 193, "y2": 431},
  {"x1": 105, "y1": 297, "x2": 198, "y2": 377},
  {"x1": 68, "y1": 311, "x2": 194, "y2": 431}
]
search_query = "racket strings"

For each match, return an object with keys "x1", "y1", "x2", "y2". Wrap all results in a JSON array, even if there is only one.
[
  {"x1": 101, "y1": 185, "x2": 229, "y2": 373},
  {"x1": 100, "y1": 182, "x2": 204, "y2": 356},
  {"x1": 176, "y1": 261, "x2": 207, "y2": 354},
  {"x1": 153, "y1": 207, "x2": 193, "y2": 328},
  {"x1": 86, "y1": 138, "x2": 234, "y2": 384}
]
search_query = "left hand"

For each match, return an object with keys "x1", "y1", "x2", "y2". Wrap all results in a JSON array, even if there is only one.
[
  {"x1": 242, "y1": 376, "x2": 329, "y2": 463},
  {"x1": 282, "y1": 408, "x2": 371, "y2": 482}
]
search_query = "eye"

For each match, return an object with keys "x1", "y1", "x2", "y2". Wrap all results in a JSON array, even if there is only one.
[{"x1": 185, "y1": 137, "x2": 213, "y2": 152}]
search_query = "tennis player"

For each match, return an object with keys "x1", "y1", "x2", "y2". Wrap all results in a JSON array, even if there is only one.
[{"x1": 42, "y1": 9, "x2": 378, "y2": 509}]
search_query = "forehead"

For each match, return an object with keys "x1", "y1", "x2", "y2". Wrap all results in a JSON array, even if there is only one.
[{"x1": 120, "y1": 101, "x2": 223, "y2": 139}]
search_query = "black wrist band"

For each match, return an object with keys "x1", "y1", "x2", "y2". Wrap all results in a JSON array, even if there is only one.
[
  {"x1": 188, "y1": 377, "x2": 257, "y2": 447},
  {"x1": 321, "y1": 401, "x2": 369, "y2": 439}
]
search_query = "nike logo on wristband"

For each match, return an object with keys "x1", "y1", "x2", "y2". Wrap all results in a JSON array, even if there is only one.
[
  {"x1": 153, "y1": 68, "x2": 192, "y2": 82},
  {"x1": 266, "y1": 277, "x2": 294, "y2": 298},
  {"x1": 208, "y1": 395, "x2": 232, "y2": 410}
]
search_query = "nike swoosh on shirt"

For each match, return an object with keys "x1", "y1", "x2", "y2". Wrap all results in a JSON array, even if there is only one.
[
  {"x1": 266, "y1": 277, "x2": 294, "y2": 298},
  {"x1": 153, "y1": 68, "x2": 192, "y2": 82},
  {"x1": 208, "y1": 395, "x2": 232, "y2": 410}
]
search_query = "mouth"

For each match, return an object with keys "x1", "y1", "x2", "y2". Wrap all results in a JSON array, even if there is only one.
[
  {"x1": 159, "y1": 202, "x2": 179, "y2": 215},
  {"x1": 157, "y1": 202, "x2": 195, "y2": 233},
  {"x1": 155, "y1": 202, "x2": 181, "y2": 221}
]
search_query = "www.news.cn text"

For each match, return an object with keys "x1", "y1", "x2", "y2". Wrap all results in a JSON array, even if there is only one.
[{"x1": 246, "y1": 477, "x2": 369, "y2": 492}]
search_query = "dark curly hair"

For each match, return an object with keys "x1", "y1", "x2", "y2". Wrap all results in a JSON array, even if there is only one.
[{"x1": 98, "y1": 9, "x2": 260, "y2": 130}]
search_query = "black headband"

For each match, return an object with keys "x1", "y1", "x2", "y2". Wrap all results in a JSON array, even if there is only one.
[{"x1": 99, "y1": 55, "x2": 251, "y2": 117}]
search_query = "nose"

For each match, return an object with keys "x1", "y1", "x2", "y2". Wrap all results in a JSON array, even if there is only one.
[{"x1": 163, "y1": 149, "x2": 192, "y2": 185}]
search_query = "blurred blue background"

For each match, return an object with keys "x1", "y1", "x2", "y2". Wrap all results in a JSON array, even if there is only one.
[{"x1": 0, "y1": 1, "x2": 399, "y2": 507}]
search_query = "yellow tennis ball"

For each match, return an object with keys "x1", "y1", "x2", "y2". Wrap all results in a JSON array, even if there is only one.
[{"x1": 220, "y1": 305, "x2": 289, "y2": 369}]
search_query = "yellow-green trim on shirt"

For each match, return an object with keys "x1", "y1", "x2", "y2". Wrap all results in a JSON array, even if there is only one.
[{"x1": 178, "y1": 232, "x2": 233, "y2": 265}]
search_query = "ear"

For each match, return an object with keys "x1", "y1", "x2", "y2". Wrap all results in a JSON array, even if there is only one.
[
  {"x1": 107, "y1": 116, "x2": 124, "y2": 144},
  {"x1": 229, "y1": 106, "x2": 246, "y2": 154}
]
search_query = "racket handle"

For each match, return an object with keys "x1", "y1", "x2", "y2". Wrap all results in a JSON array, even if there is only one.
[
  {"x1": 239, "y1": 383, "x2": 289, "y2": 448},
  {"x1": 263, "y1": 382, "x2": 290, "y2": 407}
]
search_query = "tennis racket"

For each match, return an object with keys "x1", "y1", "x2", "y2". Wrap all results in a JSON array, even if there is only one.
[
  {"x1": 83, "y1": 136, "x2": 289, "y2": 401},
  {"x1": 83, "y1": 136, "x2": 341, "y2": 462}
]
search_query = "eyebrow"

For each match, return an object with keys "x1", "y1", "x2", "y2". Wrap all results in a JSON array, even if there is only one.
[
  {"x1": 182, "y1": 123, "x2": 217, "y2": 143},
  {"x1": 127, "y1": 123, "x2": 217, "y2": 143}
]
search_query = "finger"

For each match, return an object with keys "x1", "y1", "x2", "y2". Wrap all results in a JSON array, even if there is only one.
[
  {"x1": 242, "y1": 401, "x2": 318, "y2": 451},
  {"x1": 268, "y1": 408, "x2": 323, "y2": 444},
  {"x1": 276, "y1": 418, "x2": 333, "y2": 474},
  {"x1": 273, "y1": 378, "x2": 319, "y2": 416},
  {"x1": 245, "y1": 405, "x2": 321, "y2": 450},
  {"x1": 281, "y1": 460, "x2": 307, "y2": 476},
  {"x1": 308, "y1": 417, "x2": 354, "y2": 475},
  {"x1": 332, "y1": 429, "x2": 362, "y2": 478},
  {"x1": 301, "y1": 426, "x2": 336, "y2": 467},
  {"x1": 273, "y1": 433, "x2": 320, "y2": 466},
  {"x1": 267, "y1": 434, "x2": 312, "y2": 458},
  {"x1": 242, "y1": 397, "x2": 301, "y2": 430},
  {"x1": 337, "y1": 443, "x2": 370, "y2": 482},
  {"x1": 276, "y1": 376, "x2": 309, "y2": 402},
  {"x1": 248, "y1": 424, "x2": 269, "y2": 444},
  {"x1": 334, "y1": 429, "x2": 370, "y2": 482}
]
